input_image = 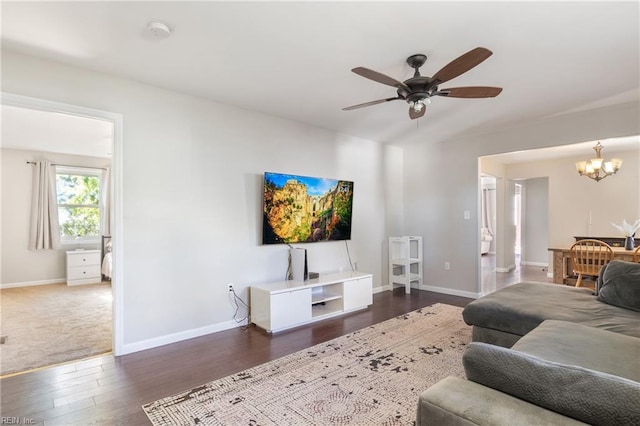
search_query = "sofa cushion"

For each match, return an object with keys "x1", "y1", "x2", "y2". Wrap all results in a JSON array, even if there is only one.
[
  {"x1": 463, "y1": 342, "x2": 640, "y2": 426},
  {"x1": 512, "y1": 320, "x2": 640, "y2": 382},
  {"x1": 462, "y1": 282, "x2": 640, "y2": 340},
  {"x1": 596, "y1": 260, "x2": 640, "y2": 312},
  {"x1": 471, "y1": 325, "x2": 521, "y2": 348}
]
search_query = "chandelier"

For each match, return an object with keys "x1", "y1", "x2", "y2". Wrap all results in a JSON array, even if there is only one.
[{"x1": 575, "y1": 142, "x2": 623, "y2": 182}]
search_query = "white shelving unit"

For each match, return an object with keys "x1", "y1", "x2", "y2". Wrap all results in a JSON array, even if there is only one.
[
  {"x1": 389, "y1": 236, "x2": 423, "y2": 294},
  {"x1": 250, "y1": 271, "x2": 373, "y2": 333}
]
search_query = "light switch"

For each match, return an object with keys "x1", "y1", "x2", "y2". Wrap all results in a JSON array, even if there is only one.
[{"x1": 464, "y1": 210, "x2": 470, "y2": 220}]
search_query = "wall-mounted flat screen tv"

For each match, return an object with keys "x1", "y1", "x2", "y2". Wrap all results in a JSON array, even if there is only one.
[{"x1": 262, "y1": 172, "x2": 354, "y2": 244}]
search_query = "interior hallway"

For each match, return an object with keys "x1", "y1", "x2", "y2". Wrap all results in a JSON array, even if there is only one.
[{"x1": 482, "y1": 253, "x2": 552, "y2": 295}]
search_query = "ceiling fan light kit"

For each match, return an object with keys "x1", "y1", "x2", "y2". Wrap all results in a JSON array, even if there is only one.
[
  {"x1": 575, "y1": 142, "x2": 623, "y2": 182},
  {"x1": 343, "y1": 47, "x2": 503, "y2": 120}
]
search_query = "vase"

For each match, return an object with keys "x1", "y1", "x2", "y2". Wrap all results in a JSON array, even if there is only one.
[{"x1": 625, "y1": 236, "x2": 634, "y2": 250}]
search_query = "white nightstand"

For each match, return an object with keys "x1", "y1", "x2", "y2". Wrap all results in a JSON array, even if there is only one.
[{"x1": 66, "y1": 250, "x2": 102, "y2": 286}]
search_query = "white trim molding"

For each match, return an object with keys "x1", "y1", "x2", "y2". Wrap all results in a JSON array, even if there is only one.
[
  {"x1": 520, "y1": 261, "x2": 548, "y2": 267},
  {"x1": 495, "y1": 264, "x2": 516, "y2": 273},
  {"x1": 418, "y1": 284, "x2": 480, "y2": 299},
  {"x1": 1, "y1": 278, "x2": 66, "y2": 289},
  {"x1": 120, "y1": 319, "x2": 248, "y2": 355},
  {"x1": 373, "y1": 285, "x2": 391, "y2": 294}
]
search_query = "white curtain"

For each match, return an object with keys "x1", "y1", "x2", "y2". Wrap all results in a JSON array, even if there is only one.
[
  {"x1": 100, "y1": 167, "x2": 111, "y2": 236},
  {"x1": 29, "y1": 161, "x2": 60, "y2": 250},
  {"x1": 482, "y1": 188, "x2": 496, "y2": 235}
]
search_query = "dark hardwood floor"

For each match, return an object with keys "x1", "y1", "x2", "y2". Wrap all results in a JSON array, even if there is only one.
[{"x1": 1, "y1": 288, "x2": 471, "y2": 426}]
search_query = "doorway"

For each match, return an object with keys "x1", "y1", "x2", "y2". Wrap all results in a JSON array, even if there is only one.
[
  {"x1": 480, "y1": 174, "x2": 551, "y2": 295},
  {"x1": 0, "y1": 93, "x2": 123, "y2": 374},
  {"x1": 515, "y1": 183, "x2": 522, "y2": 258}
]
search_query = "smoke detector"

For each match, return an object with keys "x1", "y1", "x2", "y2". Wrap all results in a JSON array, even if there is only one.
[{"x1": 144, "y1": 21, "x2": 172, "y2": 40}]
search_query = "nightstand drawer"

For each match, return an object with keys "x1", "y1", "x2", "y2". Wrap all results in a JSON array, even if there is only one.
[
  {"x1": 67, "y1": 251, "x2": 101, "y2": 267},
  {"x1": 68, "y1": 265, "x2": 101, "y2": 280}
]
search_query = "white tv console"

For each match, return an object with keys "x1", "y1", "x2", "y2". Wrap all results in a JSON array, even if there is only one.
[{"x1": 250, "y1": 271, "x2": 373, "y2": 333}]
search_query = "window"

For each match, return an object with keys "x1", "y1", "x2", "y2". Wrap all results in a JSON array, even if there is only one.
[{"x1": 56, "y1": 166, "x2": 102, "y2": 243}]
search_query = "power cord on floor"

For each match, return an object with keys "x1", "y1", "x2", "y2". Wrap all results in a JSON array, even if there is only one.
[{"x1": 228, "y1": 287, "x2": 250, "y2": 330}]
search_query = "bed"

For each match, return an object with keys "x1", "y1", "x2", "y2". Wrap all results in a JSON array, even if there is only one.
[{"x1": 101, "y1": 235, "x2": 112, "y2": 280}]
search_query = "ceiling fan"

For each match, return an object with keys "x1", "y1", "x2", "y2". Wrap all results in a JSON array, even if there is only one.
[{"x1": 343, "y1": 47, "x2": 502, "y2": 120}]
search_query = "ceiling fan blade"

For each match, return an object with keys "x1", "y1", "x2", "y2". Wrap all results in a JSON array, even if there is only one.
[
  {"x1": 342, "y1": 97, "x2": 402, "y2": 111},
  {"x1": 409, "y1": 107, "x2": 426, "y2": 120},
  {"x1": 352, "y1": 67, "x2": 409, "y2": 90},
  {"x1": 436, "y1": 86, "x2": 503, "y2": 98},
  {"x1": 431, "y1": 47, "x2": 493, "y2": 85}
]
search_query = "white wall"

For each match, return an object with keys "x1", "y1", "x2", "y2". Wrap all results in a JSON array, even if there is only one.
[
  {"x1": 0, "y1": 148, "x2": 110, "y2": 286},
  {"x1": 521, "y1": 177, "x2": 548, "y2": 266},
  {"x1": 504, "y1": 149, "x2": 639, "y2": 274},
  {"x1": 1, "y1": 51, "x2": 403, "y2": 353},
  {"x1": 405, "y1": 101, "x2": 640, "y2": 297},
  {"x1": 506, "y1": 149, "x2": 640, "y2": 248}
]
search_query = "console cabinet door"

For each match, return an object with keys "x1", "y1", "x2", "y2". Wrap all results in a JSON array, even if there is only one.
[
  {"x1": 343, "y1": 276, "x2": 373, "y2": 311},
  {"x1": 270, "y1": 288, "x2": 312, "y2": 331}
]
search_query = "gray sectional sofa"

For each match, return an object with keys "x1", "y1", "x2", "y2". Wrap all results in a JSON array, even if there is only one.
[{"x1": 417, "y1": 260, "x2": 640, "y2": 425}]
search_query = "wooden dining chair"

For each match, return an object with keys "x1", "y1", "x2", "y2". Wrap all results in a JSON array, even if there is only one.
[
  {"x1": 569, "y1": 239, "x2": 614, "y2": 287},
  {"x1": 634, "y1": 245, "x2": 640, "y2": 262}
]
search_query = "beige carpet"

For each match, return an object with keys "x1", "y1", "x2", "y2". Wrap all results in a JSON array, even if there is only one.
[
  {"x1": 0, "y1": 282, "x2": 112, "y2": 376},
  {"x1": 143, "y1": 303, "x2": 471, "y2": 426}
]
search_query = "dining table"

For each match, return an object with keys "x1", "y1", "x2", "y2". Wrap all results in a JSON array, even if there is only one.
[{"x1": 548, "y1": 246, "x2": 637, "y2": 285}]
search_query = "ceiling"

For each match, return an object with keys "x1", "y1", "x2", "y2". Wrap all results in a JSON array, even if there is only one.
[
  {"x1": 1, "y1": 105, "x2": 114, "y2": 158},
  {"x1": 1, "y1": 1, "x2": 639, "y2": 150},
  {"x1": 485, "y1": 135, "x2": 640, "y2": 165}
]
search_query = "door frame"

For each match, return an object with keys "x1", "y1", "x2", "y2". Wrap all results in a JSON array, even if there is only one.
[{"x1": 2, "y1": 92, "x2": 125, "y2": 356}]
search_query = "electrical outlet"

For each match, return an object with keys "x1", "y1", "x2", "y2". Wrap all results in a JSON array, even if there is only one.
[
  {"x1": 444, "y1": 262, "x2": 451, "y2": 270},
  {"x1": 228, "y1": 283, "x2": 234, "y2": 292}
]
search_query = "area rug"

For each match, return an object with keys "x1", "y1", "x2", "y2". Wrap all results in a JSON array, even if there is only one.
[
  {"x1": 143, "y1": 303, "x2": 471, "y2": 425},
  {"x1": 0, "y1": 282, "x2": 112, "y2": 376}
]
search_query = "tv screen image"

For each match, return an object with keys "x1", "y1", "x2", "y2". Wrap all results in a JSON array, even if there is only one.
[{"x1": 262, "y1": 172, "x2": 354, "y2": 244}]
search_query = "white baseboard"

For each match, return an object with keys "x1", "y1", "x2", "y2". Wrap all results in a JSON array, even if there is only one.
[
  {"x1": 373, "y1": 285, "x2": 390, "y2": 294},
  {"x1": 120, "y1": 283, "x2": 471, "y2": 356},
  {"x1": 379, "y1": 283, "x2": 478, "y2": 299},
  {"x1": 418, "y1": 284, "x2": 481, "y2": 299},
  {"x1": 495, "y1": 264, "x2": 516, "y2": 273},
  {"x1": 1, "y1": 278, "x2": 66, "y2": 289},
  {"x1": 119, "y1": 318, "x2": 248, "y2": 355},
  {"x1": 116, "y1": 285, "x2": 404, "y2": 355},
  {"x1": 520, "y1": 261, "x2": 548, "y2": 267}
]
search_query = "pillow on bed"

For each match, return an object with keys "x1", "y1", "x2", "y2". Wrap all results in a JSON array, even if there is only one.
[{"x1": 596, "y1": 260, "x2": 640, "y2": 312}]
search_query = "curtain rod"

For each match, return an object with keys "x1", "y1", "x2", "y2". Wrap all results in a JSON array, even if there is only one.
[{"x1": 26, "y1": 161, "x2": 107, "y2": 171}]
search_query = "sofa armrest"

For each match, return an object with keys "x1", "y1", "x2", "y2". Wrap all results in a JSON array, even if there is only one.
[
  {"x1": 463, "y1": 342, "x2": 640, "y2": 426},
  {"x1": 417, "y1": 376, "x2": 586, "y2": 425}
]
